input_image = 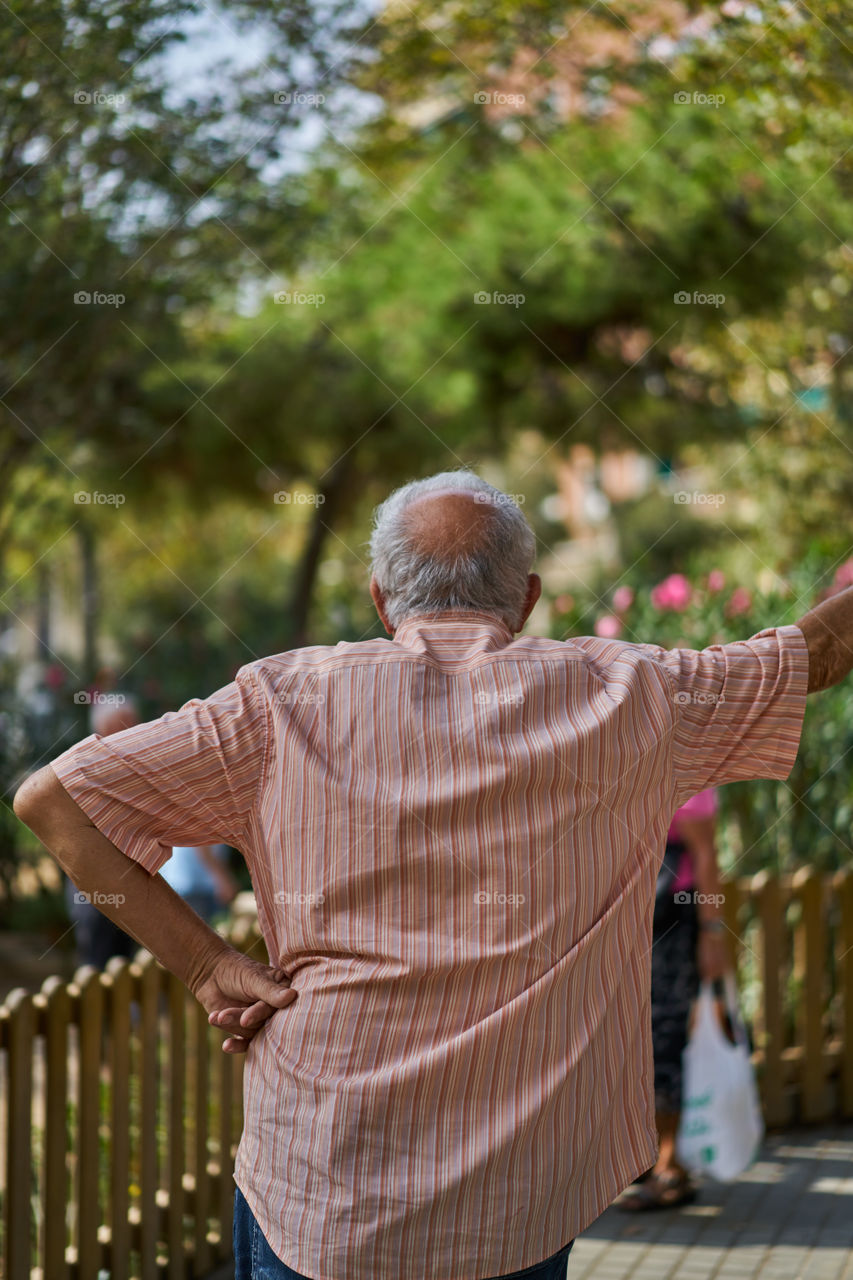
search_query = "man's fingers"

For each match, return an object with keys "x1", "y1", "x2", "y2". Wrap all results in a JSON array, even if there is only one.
[
  {"x1": 259, "y1": 972, "x2": 295, "y2": 1006},
  {"x1": 239, "y1": 992, "x2": 296, "y2": 1028},
  {"x1": 222, "y1": 1035, "x2": 250, "y2": 1055},
  {"x1": 209, "y1": 991, "x2": 296, "y2": 1037},
  {"x1": 205, "y1": 963, "x2": 296, "y2": 1046},
  {"x1": 209, "y1": 1006, "x2": 246, "y2": 1027},
  {"x1": 208, "y1": 1008, "x2": 263, "y2": 1040}
]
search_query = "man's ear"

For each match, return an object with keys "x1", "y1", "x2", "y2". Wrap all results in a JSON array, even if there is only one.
[
  {"x1": 369, "y1": 577, "x2": 394, "y2": 635},
  {"x1": 517, "y1": 573, "x2": 542, "y2": 631}
]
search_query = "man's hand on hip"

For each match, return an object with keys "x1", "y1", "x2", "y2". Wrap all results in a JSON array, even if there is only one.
[
  {"x1": 194, "y1": 948, "x2": 296, "y2": 1054},
  {"x1": 11, "y1": 766, "x2": 296, "y2": 1056}
]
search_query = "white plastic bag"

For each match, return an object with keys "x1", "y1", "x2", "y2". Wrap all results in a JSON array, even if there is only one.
[{"x1": 675, "y1": 972, "x2": 764, "y2": 1181}]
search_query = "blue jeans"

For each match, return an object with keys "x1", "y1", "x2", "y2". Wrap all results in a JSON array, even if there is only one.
[{"x1": 233, "y1": 1185, "x2": 574, "y2": 1280}]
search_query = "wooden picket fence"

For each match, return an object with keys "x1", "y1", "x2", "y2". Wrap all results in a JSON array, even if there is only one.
[
  {"x1": 2, "y1": 871, "x2": 853, "y2": 1278},
  {"x1": 720, "y1": 866, "x2": 853, "y2": 1127},
  {"x1": 0, "y1": 917, "x2": 260, "y2": 1280}
]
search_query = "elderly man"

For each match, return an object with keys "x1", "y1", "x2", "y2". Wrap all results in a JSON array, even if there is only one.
[{"x1": 13, "y1": 470, "x2": 851, "y2": 1280}]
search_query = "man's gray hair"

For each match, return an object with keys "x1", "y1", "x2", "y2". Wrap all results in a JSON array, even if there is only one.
[{"x1": 369, "y1": 470, "x2": 536, "y2": 630}]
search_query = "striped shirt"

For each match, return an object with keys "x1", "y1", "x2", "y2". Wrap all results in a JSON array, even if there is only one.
[{"x1": 50, "y1": 611, "x2": 810, "y2": 1280}]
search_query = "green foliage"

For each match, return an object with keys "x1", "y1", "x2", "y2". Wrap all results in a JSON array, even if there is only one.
[
  {"x1": 0, "y1": 0, "x2": 360, "y2": 544},
  {"x1": 4, "y1": 0, "x2": 853, "y2": 911},
  {"x1": 189, "y1": 0, "x2": 853, "y2": 648}
]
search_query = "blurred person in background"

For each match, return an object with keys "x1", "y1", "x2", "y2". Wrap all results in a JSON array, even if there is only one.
[
  {"x1": 158, "y1": 843, "x2": 238, "y2": 923},
  {"x1": 64, "y1": 694, "x2": 141, "y2": 968},
  {"x1": 618, "y1": 787, "x2": 728, "y2": 1211}
]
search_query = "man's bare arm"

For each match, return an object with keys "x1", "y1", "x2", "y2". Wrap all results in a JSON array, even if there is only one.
[
  {"x1": 796, "y1": 585, "x2": 853, "y2": 693},
  {"x1": 13, "y1": 766, "x2": 295, "y2": 1051}
]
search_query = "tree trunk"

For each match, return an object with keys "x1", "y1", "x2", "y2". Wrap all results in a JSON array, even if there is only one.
[
  {"x1": 35, "y1": 560, "x2": 51, "y2": 661},
  {"x1": 78, "y1": 521, "x2": 98, "y2": 684},
  {"x1": 285, "y1": 456, "x2": 354, "y2": 649}
]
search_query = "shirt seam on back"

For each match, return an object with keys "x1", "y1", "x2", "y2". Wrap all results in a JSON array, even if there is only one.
[{"x1": 238, "y1": 665, "x2": 273, "y2": 847}]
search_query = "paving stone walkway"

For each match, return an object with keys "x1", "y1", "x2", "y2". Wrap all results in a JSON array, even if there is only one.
[{"x1": 570, "y1": 1127, "x2": 853, "y2": 1279}]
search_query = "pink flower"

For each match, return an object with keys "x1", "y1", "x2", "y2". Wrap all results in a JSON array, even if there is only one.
[
  {"x1": 44, "y1": 664, "x2": 67, "y2": 690},
  {"x1": 554, "y1": 593, "x2": 575, "y2": 613},
  {"x1": 650, "y1": 573, "x2": 692, "y2": 612},
  {"x1": 725, "y1": 587, "x2": 752, "y2": 617},
  {"x1": 707, "y1": 569, "x2": 725, "y2": 593},
  {"x1": 833, "y1": 559, "x2": 853, "y2": 591},
  {"x1": 612, "y1": 585, "x2": 635, "y2": 613},
  {"x1": 594, "y1": 614, "x2": 623, "y2": 638}
]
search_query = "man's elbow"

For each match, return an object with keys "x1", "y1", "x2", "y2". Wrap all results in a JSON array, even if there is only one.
[{"x1": 13, "y1": 766, "x2": 64, "y2": 836}]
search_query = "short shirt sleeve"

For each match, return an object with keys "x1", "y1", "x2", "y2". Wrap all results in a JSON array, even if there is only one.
[
  {"x1": 633, "y1": 624, "x2": 809, "y2": 808},
  {"x1": 49, "y1": 666, "x2": 271, "y2": 875}
]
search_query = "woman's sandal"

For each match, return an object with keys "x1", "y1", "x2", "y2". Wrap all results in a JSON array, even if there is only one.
[{"x1": 615, "y1": 1168, "x2": 697, "y2": 1212}]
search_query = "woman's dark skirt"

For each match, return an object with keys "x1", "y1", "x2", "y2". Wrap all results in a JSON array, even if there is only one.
[{"x1": 651, "y1": 839, "x2": 700, "y2": 1114}]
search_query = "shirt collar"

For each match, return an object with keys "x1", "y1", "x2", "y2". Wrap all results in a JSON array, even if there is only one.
[{"x1": 392, "y1": 610, "x2": 515, "y2": 655}]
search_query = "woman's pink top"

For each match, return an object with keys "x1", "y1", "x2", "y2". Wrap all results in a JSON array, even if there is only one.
[{"x1": 668, "y1": 787, "x2": 719, "y2": 893}]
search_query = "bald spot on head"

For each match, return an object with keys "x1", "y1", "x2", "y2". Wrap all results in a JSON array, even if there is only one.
[{"x1": 401, "y1": 489, "x2": 499, "y2": 562}]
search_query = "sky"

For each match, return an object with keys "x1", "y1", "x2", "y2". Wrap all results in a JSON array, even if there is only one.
[{"x1": 154, "y1": 3, "x2": 379, "y2": 174}]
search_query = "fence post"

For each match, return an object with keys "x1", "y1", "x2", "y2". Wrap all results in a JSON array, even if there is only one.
[
  {"x1": 836, "y1": 868, "x2": 853, "y2": 1119},
  {"x1": 793, "y1": 867, "x2": 827, "y2": 1121},
  {"x1": 753, "y1": 871, "x2": 786, "y2": 1127},
  {"x1": 167, "y1": 972, "x2": 186, "y2": 1279},
  {"x1": 193, "y1": 999, "x2": 213, "y2": 1273},
  {"x1": 40, "y1": 975, "x2": 71, "y2": 1280},
  {"x1": 76, "y1": 966, "x2": 105, "y2": 1280},
  {"x1": 217, "y1": 1043, "x2": 235, "y2": 1261},
  {"x1": 722, "y1": 876, "x2": 742, "y2": 972},
  {"x1": 4, "y1": 989, "x2": 35, "y2": 1280},
  {"x1": 138, "y1": 955, "x2": 162, "y2": 1280},
  {"x1": 106, "y1": 958, "x2": 133, "y2": 1280}
]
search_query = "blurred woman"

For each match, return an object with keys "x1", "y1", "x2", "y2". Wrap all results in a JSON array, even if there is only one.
[{"x1": 618, "y1": 788, "x2": 729, "y2": 1210}]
